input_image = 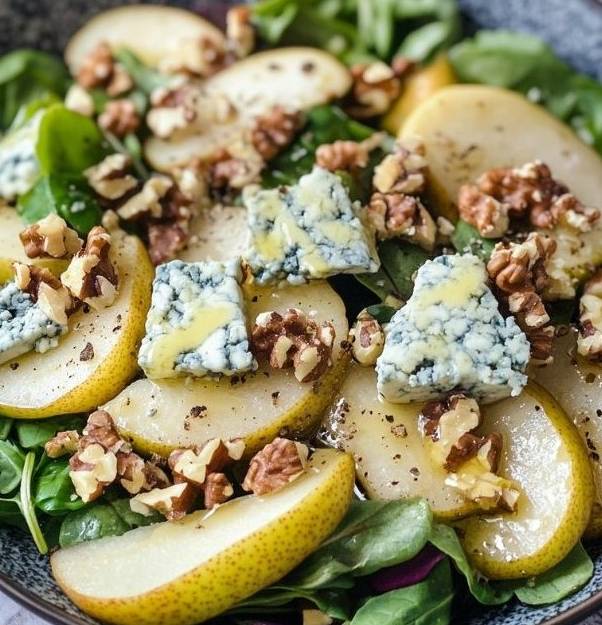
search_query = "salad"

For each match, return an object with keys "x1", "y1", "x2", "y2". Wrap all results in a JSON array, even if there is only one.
[{"x1": 1, "y1": 1, "x2": 602, "y2": 624}]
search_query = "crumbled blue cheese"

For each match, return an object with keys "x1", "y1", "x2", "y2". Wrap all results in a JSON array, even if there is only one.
[
  {"x1": 0, "y1": 113, "x2": 41, "y2": 201},
  {"x1": 244, "y1": 166, "x2": 379, "y2": 285},
  {"x1": 376, "y1": 254, "x2": 530, "y2": 404},
  {"x1": 138, "y1": 259, "x2": 256, "y2": 379},
  {"x1": 0, "y1": 282, "x2": 66, "y2": 365}
]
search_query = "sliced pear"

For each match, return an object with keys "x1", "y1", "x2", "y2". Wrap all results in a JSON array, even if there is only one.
[
  {"x1": 400, "y1": 85, "x2": 602, "y2": 221},
  {"x1": 104, "y1": 281, "x2": 350, "y2": 457},
  {"x1": 65, "y1": 5, "x2": 225, "y2": 72},
  {"x1": 0, "y1": 231, "x2": 153, "y2": 418},
  {"x1": 458, "y1": 382, "x2": 593, "y2": 579},
  {"x1": 52, "y1": 449, "x2": 354, "y2": 625},
  {"x1": 178, "y1": 204, "x2": 248, "y2": 263},
  {"x1": 532, "y1": 328, "x2": 602, "y2": 536},
  {"x1": 0, "y1": 204, "x2": 69, "y2": 282},
  {"x1": 145, "y1": 47, "x2": 351, "y2": 172},
  {"x1": 320, "y1": 364, "x2": 476, "y2": 519}
]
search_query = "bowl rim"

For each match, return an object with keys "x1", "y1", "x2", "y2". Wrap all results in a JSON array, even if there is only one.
[{"x1": 2, "y1": 567, "x2": 602, "y2": 625}]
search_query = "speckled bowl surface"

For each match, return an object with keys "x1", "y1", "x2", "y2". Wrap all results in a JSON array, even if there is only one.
[{"x1": 1, "y1": 1, "x2": 602, "y2": 624}]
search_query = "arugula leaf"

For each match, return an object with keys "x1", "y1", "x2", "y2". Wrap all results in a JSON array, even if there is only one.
[
  {"x1": 350, "y1": 560, "x2": 453, "y2": 625},
  {"x1": 36, "y1": 104, "x2": 106, "y2": 176},
  {"x1": 365, "y1": 304, "x2": 398, "y2": 323},
  {"x1": 34, "y1": 459, "x2": 85, "y2": 516},
  {"x1": 114, "y1": 49, "x2": 171, "y2": 95},
  {"x1": 0, "y1": 49, "x2": 69, "y2": 131},
  {"x1": 0, "y1": 440, "x2": 25, "y2": 495},
  {"x1": 450, "y1": 219, "x2": 496, "y2": 261},
  {"x1": 18, "y1": 174, "x2": 103, "y2": 235}
]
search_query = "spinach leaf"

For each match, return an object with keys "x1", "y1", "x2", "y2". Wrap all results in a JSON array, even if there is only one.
[
  {"x1": 0, "y1": 440, "x2": 25, "y2": 495},
  {"x1": 365, "y1": 304, "x2": 398, "y2": 323},
  {"x1": 0, "y1": 418, "x2": 13, "y2": 441},
  {"x1": 350, "y1": 560, "x2": 453, "y2": 625},
  {"x1": 114, "y1": 49, "x2": 171, "y2": 95},
  {"x1": 0, "y1": 49, "x2": 69, "y2": 131},
  {"x1": 9, "y1": 93, "x2": 61, "y2": 132},
  {"x1": 59, "y1": 498, "x2": 162, "y2": 547},
  {"x1": 355, "y1": 269, "x2": 400, "y2": 302},
  {"x1": 36, "y1": 104, "x2": 106, "y2": 176},
  {"x1": 0, "y1": 497, "x2": 27, "y2": 529},
  {"x1": 18, "y1": 174, "x2": 103, "y2": 235},
  {"x1": 14, "y1": 415, "x2": 84, "y2": 450},
  {"x1": 34, "y1": 458, "x2": 85, "y2": 515},
  {"x1": 376, "y1": 239, "x2": 431, "y2": 300},
  {"x1": 19, "y1": 451, "x2": 48, "y2": 554},
  {"x1": 511, "y1": 543, "x2": 593, "y2": 605},
  {"x1": 450, "y1": 219, "x2": 496, "y2": 261}
]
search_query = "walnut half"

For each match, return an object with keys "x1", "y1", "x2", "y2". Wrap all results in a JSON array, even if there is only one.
[
  {"x1": 578, "y1": 270, "x2": 602, "y2": 361},
  {"x1": 20, "y1": 214, "x2": 82, "y2": 260}
]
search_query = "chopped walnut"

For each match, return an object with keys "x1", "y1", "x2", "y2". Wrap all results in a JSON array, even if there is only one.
[
  {"x1": 130, "y1": 482, "x2": 200, "y2": 521},
  {"x1": 226, "y1": 5, "x2": 255, "y2": 58},
  {"x1": 159, "y1": 37, "x2": 229, "y2": 77},
  {"x1": 147, "y1": 221, "x2": 189, "y2": 266},
  {"x1": 81, "y1": 410, "x2": 130, "y2": 455},
  {"x1": 169, "y1": 440, "x2": 229, "y2": 487},
  {"x1": 251, "y1": 308, "x2": 335, "y2": 383},
  {"x1": 367, "y1": 193, "x2": 436, "y2": 250},
  {"x1": 61, "y1": 226, "x2": 119, "y2": 310},
  {"x1": 98, "y1": 99, "x2": 140, "y2": 137},
  {"x1": 117, "y1": 176, "x2": 173, "y2": 220},
  {"x1": 373, "y1": 140, "x2": 427, "y2": 195},
  {"x1": 203, "y1": 472, "x2": 234, "y2": 508},
  {"x1": 84, "y1": 154, "x2": 138, "y2": 200},
  {"x1": 117, "y1": 452, "x2": 149, "y2": 495},
  {"x1": 346, "y1": 60, "x2": 409, "y2": 118},
  {"x1": 69, "y1": 443, "x2": 118, "y2": 503},
  {"x1": 44, "y1": 430, "x2": 80, "y2": 458},
  {"x1": 316, "y1": 140, "x2": 369, "y2": 172},
  {"x1": 487, "y1": 233, "x2": 556, "y2": 363},
  {"x1": 349, "y1": 310, "x2": 385, "y2": 366},
  {"x1": 13, "y1": 263, "x2": 73, "y2": 326},
  {"x1": 578, "y1": 270, "x2": 602, "y2": 361},
  {"x1": 208, "y1": 141, "x2": 265, "y2": 190},
  {"x1": 20, "y1": 214, "x2": 82, "y2": 260},
  {"x1": 76, "y1": 42, "x2": 113, "y2": 89},
  {"x1": 477, "y1": 161, "x2": 599, "y2": 232},
  {"x1": 64, "y1": 84, "x2": 95, "y2": 117},
  {"x1": 106, "y1": 63, "x2": 134, "y2": 97},
  {"x1": 458, "y1": 184, "x2": 509, "y2": 238},
  {"x1": 242, "y1": 437, "x2": 309, "y2": 495},
  {"x1": 251, "y1": 106, "x2": 302, "y2": 161}
]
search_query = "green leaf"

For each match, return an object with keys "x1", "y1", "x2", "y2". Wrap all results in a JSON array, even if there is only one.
[
  {"x1": 0, "y1": 440, "x2": 25, "y2": 495},
  {"x1": 9, "y1": 92, "x2": 61, "y2": 132},
  {"x1": 103, "y1": 131, "x2": 149, "y2": 179},
  {"x1": 15, "y1": 415, "x2": 83, "y2": 449},
  {"x1": 365, "y1": 304, "x2": 398, "y2": 323},
  {"x1": 0, "y1": 418, "x2": 13, "y2": 441},
  {"x1": 36, "y1": 104, "x2": 106, "y2": 176},
  {"x1": 350, "y1": 559, "x2": 453, "y2": 625},
  {"x1": 20, "y1": 451, "x2": 48, "y2": 554},
  {"x1": 0, "y1": 49, "x2": 69, "y2": 131},
  {"x1": 450, "y1": 219, "x2": 496, "y2": 261},
  {"x1": 377, "y1": 239, "x2": 431, "y2": 300},
  {"x1": 114, "y1": 49, "x2": 170, "y2": 95},
  {"x1": 18, "y1": 174, "x2": 103, "y2": 235},
  {"x1": 34, "y1": 458, "x2": 85, "y2": 515},
  {"x1": 429, "y1": 523, "x2": 512, "y2": 605},
  {"x1": 355, "y1": 269, "x2": 400, "y2": 301},
  {"x1": 398, "y1": 18, "x2": 460, "y2": 63},
  {"x1": 512, "y1": 543, "x2": 593, "y2": 605}
]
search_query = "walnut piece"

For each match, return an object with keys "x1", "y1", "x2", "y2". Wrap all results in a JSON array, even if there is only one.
[
  {"x1": 373, "y1": 140, "x2": 427, "y2": 195},
  {"x1": 349, "y1": 310, "x2": 384, "y2": 366},
  {"x1": 69, "y1": 443, "x2": 118, "y2": 503},
  {"x1": 209, "y1": 141, "x2": 264, "y2": 190},
  {"x1": 84, "y1": 153, "x2": 138, "y2": 200},
  {"x1": 367, "y1": 193, "x2": 436, "y2": 250},
  {"x1": 251, "y1": 106, "x2": 302, "y2": 161},
  {"x1": 44, "y1": 430, "x2": 80, "y2": 458},
  {"x1": 130, "y1": 482, "x2": 200, "y2": 521},
  {"x1": 81, "y1": 410, "x2": 130, "y2": 455},
  {"x1": 98, "y1": 99, "x2": 140, "y2": 137},
  {"x1": 251, "y1": 308, "x2": 335, "y2": 383},
  {"x1": 20, "y1": 214, "x2": 82, "y2": 260},
  {"x1": 487, "y1": 233, "x2": 556, "y2": 363},
  {"x1": 13, "y1": 263, "x2": 73, "y2": 326},
  {"x1": 159, "y1": 36, "x2": 230, "y2": 77},
  {"x1": 457, "y1": 184, "x2": 509, "y2": 238},
  {"x1": 242, "y1": 437, "x2": 309, "y2": 495},
  {"x1": 203, "y1": 472, "x2": 234, "y2": 508},
  {"x1": 117, "y1": 175, "x2": 173, "y2": 220},
  {"x1": 578, "y1": 270, "x2": 602, "y2": 361},
  {"x1": 61, "y1": 226, "x2": 119, "y2": 310},
  {"x1": 226, "y1": 6, "x2": 255, "y2": 58},
  {"x1": 76, "y1": 42, "x2": 133, "y2": 97}
]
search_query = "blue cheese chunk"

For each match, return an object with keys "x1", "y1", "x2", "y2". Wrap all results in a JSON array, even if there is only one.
[
  {"x1": 244, "y1": 166, "x2": 379, "y2": 285},
  {"x1": 0, "y1": 282, "x2": 67, "y2": 365},
  {"x1": 376, "y1": 254, "x2": 530, "y2": 404},
  {"x1": 0, "y1": 113, "x2": 41, "y2": 201},
  {"x1": 138, "y1": 259, "x2": 256, "y2": 379}
]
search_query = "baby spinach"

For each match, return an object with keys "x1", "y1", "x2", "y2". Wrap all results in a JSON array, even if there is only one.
[
  {"x1": 14, "y1": 415, "x2": 84, "y2": 450},
  {"x1": 450, "y1": 219, "x2": 496, "y2": 261},
  {"x1": 34, "y1": 459, "x2": 86, "y2": 516},
  {"x1": 0, "y1": 440, "x2": 25, "y2": 495},
  {"x1": 365, "y1": 304, "x2": 398, "y2": 323},
  {"x1": 0, "y1": 418, "x2": 13, "y2": 441},
  {"x1": 0, "y1": 49, "x2": 69, "y2": 131}
]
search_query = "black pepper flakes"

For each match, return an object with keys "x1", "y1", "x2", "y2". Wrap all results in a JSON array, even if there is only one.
[{"x1": 79, "y1": 342, "x2": 95, "y2": 362}]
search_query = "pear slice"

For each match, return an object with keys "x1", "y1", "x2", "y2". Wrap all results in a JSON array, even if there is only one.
[
  {"x1": 65, "y1": 5, "x2": 225, "y2": 73},
  {"x1": 104, "y1": 281, "x2": 350, "y2": 457},
  {"x1": 0, "y1": 231, "x2": 153, "y2": 418},
  {"x1": 532, "y1": 329, "x2": 602, "y2": 536},
  {"x1": 458, "y1": 382, "x2": 593, "y2": 579},
  {"x1": 0, "y1": 203, "x2": 69, "y2": 283},
  {"x1": 320, "y1": 364, "x2": 475, "y2": 519},
  {"x1": 145, "y1": 47, "x2": 351, "y2": 172},
  {"x1": 178, "y1": 204, "x2": 248, "y2": 263},
  {"x1": 51, "y1": 449, "x2": 354, "y2": 625},
  {"x1": 400, "y1": 85, "x2": 602, "y2": 221}
]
